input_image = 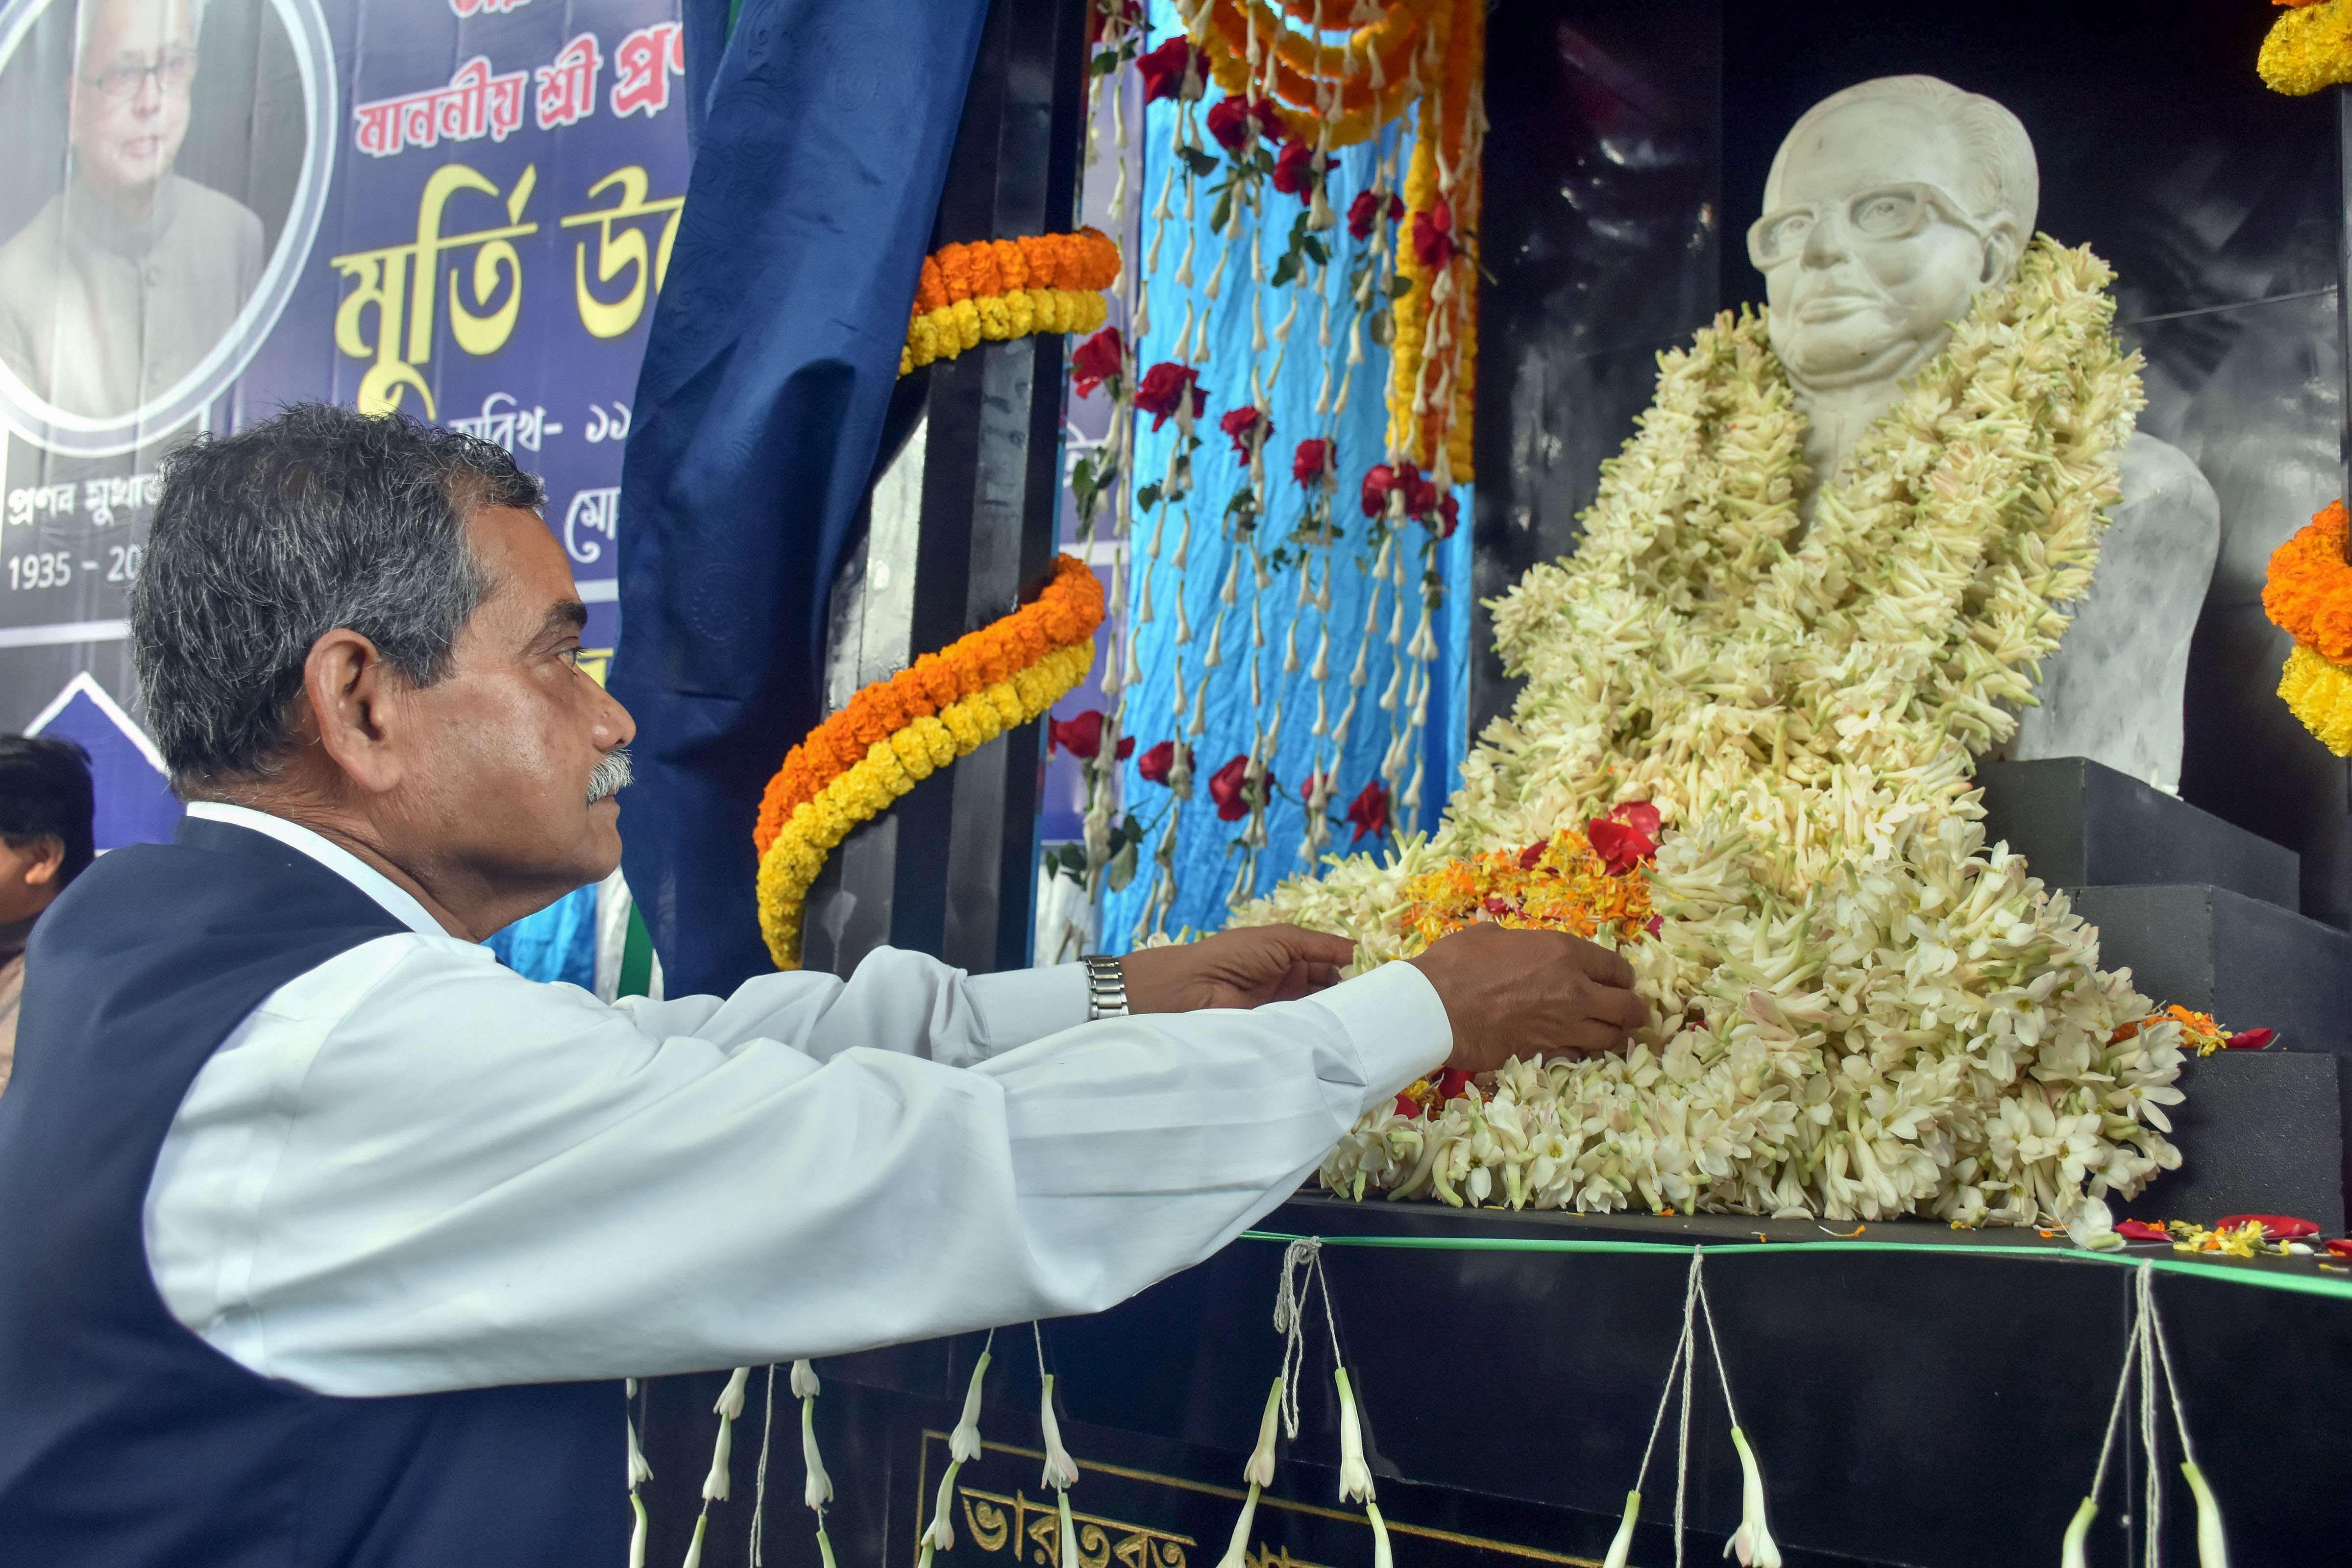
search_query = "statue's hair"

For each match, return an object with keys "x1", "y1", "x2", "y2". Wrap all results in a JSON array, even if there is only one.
[{"x1": 1764, "y1": 74, "x2": 2038, "y2": 239}]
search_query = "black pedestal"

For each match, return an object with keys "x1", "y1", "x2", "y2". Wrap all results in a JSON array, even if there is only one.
[
  {"x1": 1978, "y1": 757, "x2": 2299, "y2": 909},
  {"x1": 2139, "y1": 1051, "x2": 2345, "y2": 1229}
]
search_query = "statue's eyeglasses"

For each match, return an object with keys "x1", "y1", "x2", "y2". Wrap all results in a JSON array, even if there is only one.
[
  {"x1": 1747, "y1": 181, "x2": 1989, "y2": 269},
  {"x1": 82, "y1": 50, "x2": 197, "y2": 102}
]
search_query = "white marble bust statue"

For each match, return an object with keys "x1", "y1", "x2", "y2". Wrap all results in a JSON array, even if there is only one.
[{"x1": 1758, "y1": 74, "x2": 2219, "y2": 793}]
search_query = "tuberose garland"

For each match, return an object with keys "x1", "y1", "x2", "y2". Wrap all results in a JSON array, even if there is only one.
[
  {"x1": 1247, "y1": 239, "x2": 2187, "y2": 1228},
  {"x1": 902, "y1": 229, "x2": 1123, "y2": 375},
  {"x1": 2263, "y1": 500, "x2": 2352, "y2": 755},
  {"x1": 755, "y1": 557, "x2": 1105, "y2": 968}
]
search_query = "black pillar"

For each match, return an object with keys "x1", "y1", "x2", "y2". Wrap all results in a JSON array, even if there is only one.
[{"x1": 800, "y1": 0, "x2": 1088, "y2": 979}]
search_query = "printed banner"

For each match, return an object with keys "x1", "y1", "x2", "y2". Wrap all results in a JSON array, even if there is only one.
[{"x1": 0, "y1": 0, "x2": 688, "y2": 845}]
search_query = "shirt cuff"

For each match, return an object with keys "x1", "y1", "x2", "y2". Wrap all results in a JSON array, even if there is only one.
[
  {"x1": 967, "y1": 963, "x2": 1090, "y2": 1054},
  {"x1": 1314, "y1": 960, "x2": 1452, "y2": 1112}
]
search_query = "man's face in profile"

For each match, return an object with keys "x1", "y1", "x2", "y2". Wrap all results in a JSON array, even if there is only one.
[{"x1": 68, "y1": 0, "x2": 198, "y2": 205}]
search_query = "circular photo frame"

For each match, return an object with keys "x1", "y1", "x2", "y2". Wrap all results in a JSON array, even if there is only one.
[{"x1": 0, "y1": 0, "x2": 335, "y2": 455}]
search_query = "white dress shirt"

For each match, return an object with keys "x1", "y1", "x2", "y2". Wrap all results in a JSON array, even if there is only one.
[{"x1": 146, "y1": 803, "x2": 1450, "y2": 1397}]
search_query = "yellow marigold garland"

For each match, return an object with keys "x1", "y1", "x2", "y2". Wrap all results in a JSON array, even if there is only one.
[
  {"x1": 2262, "y1": 501, "x2": 2352, "y2": 756},
  {"x1": 1386, "y1": 0, "x2": 1480, "y2": 483},
  {"x1": 901, "y1": 229, "x2": 1122, "y2": 375},
  {"x1": 2259, "y1": 0, "x2": 2352, "y2": 95},
  {"x1": 754, "y1": 559, "x2": 1106, "y2": 969}
]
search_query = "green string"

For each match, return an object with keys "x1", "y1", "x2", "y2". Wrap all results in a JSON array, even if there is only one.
[{"x1": 1239, "y1": 1228, "x2": 2352, "y2": 1303}]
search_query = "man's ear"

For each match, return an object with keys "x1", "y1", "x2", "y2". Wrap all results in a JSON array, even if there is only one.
[
  {"x1": 301, "y1": 628, "x2": 408, "y2": 797},
  {"x1": 20, "y1": 837, "x2": 64, "y2": 889},
  {"x1": 1978, "y1": 225, "x2": 2021, "y2": 289}
]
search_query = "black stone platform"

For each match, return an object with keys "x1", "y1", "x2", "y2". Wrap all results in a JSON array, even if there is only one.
[
  {"x1": 641, "y1": 1200, "x2": 2352, "y2": 1568},
  {"x1": 2144, "y1": 1050, "x2": 2346, "y2": 1230},
  {"x1": 1977, "y1": 758, "x2": 2301, "y2": 909}
]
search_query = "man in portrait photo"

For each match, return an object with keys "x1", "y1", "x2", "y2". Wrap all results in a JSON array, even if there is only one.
[{"x1": 0, "y1": 0, "x2": 264, "y2": 419}]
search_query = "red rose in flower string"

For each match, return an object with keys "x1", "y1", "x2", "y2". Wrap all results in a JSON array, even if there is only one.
[
  {"x1": 1292, "y1": 437, "x2": 1331, "y2": 486},
  {"x1": 1346, "y1": 780, "x2": 1391, "y2": 842},
  {"x1": 1135, "y1": 740, "x2": 1192, "y2": 784},
  {"x1": 1401, "y1": 463, "x2": 1438, "y2": 519},
  {"x1": 1218, "y1": 405, "x2": 1270, "y2": 458},
  {"x1": 1271, "y1": 140, "x2": 1317, "y2": 197},
  {"x1": 1431, "y1": 491, "x2": 1461, "y2": 539},
  {"x1": 1359, "y1": 462, "x2": 1396, "y2": 517},
  {"x1": 1136, "y1": 37, "x2": 1201, "y2": 103},
  {"x1": 1347, "y1": 189, "x2": 1403, "y2": 240},
  {"x1": 1069, "y1": 327, "x2": 1123, "y2": 400},
  {"x1": 1411, "y1": 197, "x2": 1458, "y2": 270},
  {"x1": 1586, "y1": 801, "x2": 1663, "y2": 876},
  {"x1": 1205, "y1": 95, "x2": 1256, "y2": 150},
  {"x1": 1208, "y1": 754, "x2": 1272, "y2": 821},
  {"x1": 1086, "y1": 0, "x2": 1141, "y2": 47},
  {"x1": 1049, "y1": 709, "x2": 1106, "y2": 759},
  {"x1": 1133, "y1": 362, "x2": 1205, "y2": 429}
]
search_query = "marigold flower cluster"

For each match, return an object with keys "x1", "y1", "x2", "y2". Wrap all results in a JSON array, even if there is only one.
[
  {"x1": 2258, "y1": 0, "x2": 2352, "y2": 95},
  {"x1": 753, "y1": 557, "x2": 1105, "y2": 968},
  {"x1": 901, "y1": 228, "x2": 1123, "y2": 375},
  {"x1": 1384, "y1": 0, "x2": 1480, "y2": 482},
  {"x1": 1394, "y1": 828, "x2": 1655, "y2": 955},
  {"x1": 2262, "y1": 501, "x2": 2352, "y2": 755}
]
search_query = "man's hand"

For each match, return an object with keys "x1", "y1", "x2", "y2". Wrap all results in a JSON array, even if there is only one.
[
  {"x1": 1120, "y1": 925, "x2": 1356, "y2": 1013},
  {"x1": 1407, "y1": 924, "x2": 1649, "y2": 1074}
]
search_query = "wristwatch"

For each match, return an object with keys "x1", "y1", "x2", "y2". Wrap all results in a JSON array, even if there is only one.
[{"x1": 1082, "y1": 954, "x2": 1129, "y2": 1021}]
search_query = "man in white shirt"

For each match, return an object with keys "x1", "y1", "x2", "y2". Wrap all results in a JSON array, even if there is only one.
[{"x1": 0, "y1": 404, "x2": 1645, "y2": 1563}]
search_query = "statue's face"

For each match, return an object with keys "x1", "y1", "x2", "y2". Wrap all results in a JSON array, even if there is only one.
[
  {"x1": 69, "y1": 0, "x2": 198, "y2": 202},
  {"x1": 1759, "y1": 100, "x2": 2010, "y2": 389}
]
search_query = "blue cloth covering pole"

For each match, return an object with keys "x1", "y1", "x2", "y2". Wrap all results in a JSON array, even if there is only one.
[{"x1": 613, "y1": 0, "x2": 992, "y2": 994}]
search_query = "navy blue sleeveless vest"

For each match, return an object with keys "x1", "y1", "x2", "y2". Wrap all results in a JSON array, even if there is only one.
[{"x1": 0, "y1": 816, "x2": 624, "y2": 1566}]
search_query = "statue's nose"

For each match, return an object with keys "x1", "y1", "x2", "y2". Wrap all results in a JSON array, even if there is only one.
[{"x1": 1799, "y1": 209, "x2": 1849, "y2": 268}]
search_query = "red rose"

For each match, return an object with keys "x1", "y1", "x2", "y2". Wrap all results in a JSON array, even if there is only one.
[
  {"x1": 2224, "y1": 1027, "x2": 2276, "y2": 1050},
  {"x1": 2117, "y1": 1220, "x2": 2170, "y2": 1244},
  {"x1": 1346, "y1": 189, "x2": 1402, "y2": 240},
  {"x1": 1432, "y1": 1067, "x2": 1471, "y2": 1102},
  {"x1": 1133, "y1": 362, "x2": 1205, "y2": 430},
  {"x1": 1292, "y1": 438, "x2": 1330, "y2": 486},
  {"x1": 1136, "y1": 37, "x2": 1200, "y2": 103},
  {"x1": 1587, "y1": 801, "x2": 1662, "y2": 876},
  {"x1": 1049, "y1": 709, "x2": 1105, "y2": 759},
  {"x1": 1253, "y1": 98, "x2": 1287, "y2": 141},
  {"x1": 1517, "y1": 840, "x2": 1547, "y2": 870},
  {"x1": 1208, "y1": 754, "x2": 1272, "y2": 821},
  {"x1": 1136, "y1": 740, "x2": 1192, "y2": 784},
  {"x1": 1346, "y1": 780, "x2": 1391, "y2": 842},
  {"x1": 1086, "y1": 0, "x2": 1141, "y2": 48},
  {"x1": 1205, "y1": 96, "x2": 1255, "y2": 150},
  {"x1": 1400, "y1": 463, "x2": 1438, "y2": 520},
  {"x1": 1411, "y1": 197, "x2": 1457, "y2": 270},
  {"x1": 1271, "y1": 140, "x2": 1317, "y2": 196},
  {"x1": 1359, "y1": 463, "x2": 1396, "y2": 518},
  {"x1": 1218, "y1": 405, "x2": 1269, "y2": 458},
  {"x1": 1069, "y1": 327, "x2": 1123, "y2": 400},
  {"x1": 1432, "y1": 491, "x2": 1461, "y2": 539},
  {"x1": 1115, "y1": 735, "x2": 1135, "y2": 761}
]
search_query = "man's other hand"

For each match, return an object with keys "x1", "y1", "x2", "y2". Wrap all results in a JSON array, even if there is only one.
[
  {"x1": 1407, "y1": 924, "x2": 1649, "y2": 1074},
  {"x1": 1120, "y1": 925, "x2": 1356, "y2": 1013}
]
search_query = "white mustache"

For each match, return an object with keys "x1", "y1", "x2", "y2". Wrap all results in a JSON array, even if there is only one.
[{"x1": 587, "y1": 747, "x2": 634, "y2": 805}]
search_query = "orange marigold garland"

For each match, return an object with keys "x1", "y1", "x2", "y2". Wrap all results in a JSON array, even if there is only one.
[
  {"x1": 754, "y1": 557, "x2": 1105, "y2": 969},
  {"x1": 903, "y1": 229, "x2": 1124, "y2": 375},
  {"x1": 2261, "y1": 501, "x2": 2352, "y2": 756}
]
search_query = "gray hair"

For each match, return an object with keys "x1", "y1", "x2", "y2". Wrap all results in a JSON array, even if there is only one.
[
  {"x1": 74, "y1": 0, "x2": 209, "y2": 75},
  {"x1": 131, "y1": 404, "x2": 543, "y2": 792},
  {"x1": 1764, "y1": 74, "x2": 2039, "y2": 238}
]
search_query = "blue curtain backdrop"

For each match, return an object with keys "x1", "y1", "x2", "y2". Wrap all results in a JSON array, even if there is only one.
[
  {"x1": 611, "y1": 0, "x2": 992, "y2": 995},
  {"x1": 1099, "y1": 15, "x2": 1471, "y2": 948}
]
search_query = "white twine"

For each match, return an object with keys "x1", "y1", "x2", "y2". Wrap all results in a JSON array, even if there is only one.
[
  {"x1": 749, "y1": 1364, "x2": 779, "y2": 1566},
  {"x1": 1272, "y1": 1238, "x2": 1347, "y2": 1441}
]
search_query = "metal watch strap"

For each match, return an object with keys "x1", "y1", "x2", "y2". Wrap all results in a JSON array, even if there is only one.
[{"x1": 1082, "y1": 954, "x2": 1129, "y2": 1020}]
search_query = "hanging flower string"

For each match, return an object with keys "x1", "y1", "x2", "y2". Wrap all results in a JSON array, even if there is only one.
[
  {"x1": 902, "y1": 229, "x2": 1123, "y2": 375},
  {"x1": 916, "y1": 1331, "x2": 996, "y2": 1568},
  {"x1": 680, "y1": 1366, "x2": 754, "y2": 1568},
  {"x1": 753, "y1": 557, "x2": 1105, "y2": 968}
]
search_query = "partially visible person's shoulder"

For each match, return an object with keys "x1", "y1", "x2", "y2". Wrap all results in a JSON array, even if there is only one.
[{"x1": 172, "y1": 176, "x2": 265, "y2": 250}]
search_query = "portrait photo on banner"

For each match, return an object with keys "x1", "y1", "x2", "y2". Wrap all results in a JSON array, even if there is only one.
[{"x1": 0, "y1": 0, "x2": 330, "y2": 450}]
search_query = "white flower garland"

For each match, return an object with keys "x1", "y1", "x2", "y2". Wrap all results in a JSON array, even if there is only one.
[{"x1": 1246, "y1": 238, "x2": 2186, "y2": 1226}]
